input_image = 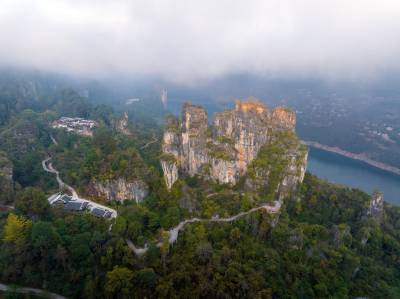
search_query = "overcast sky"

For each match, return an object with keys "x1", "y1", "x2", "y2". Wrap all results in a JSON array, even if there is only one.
[{"x1": 0, "y1": 0, "x2": 399, "y2": 82}]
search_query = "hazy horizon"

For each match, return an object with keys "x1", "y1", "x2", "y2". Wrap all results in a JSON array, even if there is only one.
[{"x1": 1, "y1": 0, "x2": 400, "y2": 83}]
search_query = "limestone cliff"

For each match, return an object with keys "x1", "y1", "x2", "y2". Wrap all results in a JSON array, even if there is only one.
[
  {"x1": 0, "y1": 151, "x2": 14, "y2": 203},
  {"x1": 114, "y1": 112, "x2": 131, "y2": 135},
  {"x1": 88, "y1": 178, "x2": 148, "y2": 203},
  {"x1": 160, "y1": 97, "x2": 308, "y2": 198},
  {"x1": 364, "y1": 192, "x2": 384, "y2": 220}
]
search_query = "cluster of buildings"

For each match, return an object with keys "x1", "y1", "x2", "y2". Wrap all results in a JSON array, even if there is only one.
[
  {"x1": 52, "y1": 117, "x2": 97, "y2": 136},
  {"x1": 126, "y1": 98, "x2": 140, "y2": 104},
  {"x1": 48, "y1": 192, "x2": 117, "y2": 219}
]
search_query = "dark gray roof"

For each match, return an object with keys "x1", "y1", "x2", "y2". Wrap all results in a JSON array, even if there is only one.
[
  {"x1": 91, "y1": 208, "x2": 106, "y2": 217},
  {"x1": 53, "y1": 199, "x2": 64, "y2": 205},
  {"x1": 61, "y1": 194, "x2": 73, "y2": 202},
  {"x1": 64, "y1": 201, "x2": 83, "y2": 211}
]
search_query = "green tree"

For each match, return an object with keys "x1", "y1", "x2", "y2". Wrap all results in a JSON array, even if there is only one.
[
  {"x1": 15, "y1": 187, "x2": 49, "y2": 218},
  {"x1": 112, "y1": 216, "x2": 127, "y2": 236},
  {"x1": 135, "y1": 268, "x2": 158, "y2": 296},
  {"x1": 31, "y1": 221, "x2": 61, "y2": 256},
  {"x1": 105, "y1": 266, "x2": 134, "y2": 299}
]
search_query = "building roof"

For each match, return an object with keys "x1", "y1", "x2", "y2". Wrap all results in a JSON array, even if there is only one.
[
  {"x1": 61, "y1": 194, "x2": 73, "y2": 202},
  {"x1": 64, "y1": 201, "x2": 83, "y2": 211},
  {"x1": 91, "y1": 208, "x2": 106, "y2": 217}
]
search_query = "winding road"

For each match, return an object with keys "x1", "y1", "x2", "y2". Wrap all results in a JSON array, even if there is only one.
[
  {"x1": 140, "y1": 135, "x2": 158, "y2": 150},
  {"x1": 43, "y1": 134, "x2": 281, "y2": 256},
  {"x1": 0, "y1": 283, "x2": 66, "y2": 299},
  {"x1": 42, "y1": 156, "x2": 118, "y2": 218},
  {"x1": 42, "y1": 133, "x2": 118, "y2": 218},
  {"x1": 42, "y1": 158, "x2": 78, "y2": 198},
  {"x1": 126, "y1": 200, "x2": 281, "y2": 255}
]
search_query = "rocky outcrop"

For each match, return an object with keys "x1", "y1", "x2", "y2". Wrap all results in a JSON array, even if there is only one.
[
  {"x1": 0, "y1": 152, "x2": 14, "y2": 203},
  {"x1": 332, "y1": 224, "x2": 352, "y2": 248},
  {"x1": 114, "y1": 112, "x2": 131, "y2": 135},
  {"x1": 89, "y1": 178, "x2": 148, "y2": 203},
  {"x1": 364, "y1": 192, "x2": 384, "y2": 220},
  {"x1": 160, "y1": 97, "x2": 308, "y2": 199},
  {"x1": 161, "y1": 159, "x2": 179, "y2": 190}
]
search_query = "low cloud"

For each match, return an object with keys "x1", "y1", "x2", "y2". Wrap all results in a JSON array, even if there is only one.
[{"x1": 1, "y1": 0, "x2": 399, "y2": 82}]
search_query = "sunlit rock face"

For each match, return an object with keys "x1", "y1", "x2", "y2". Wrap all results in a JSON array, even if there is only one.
[
  {"x1": 161, "y1": 160, "x2": 179, "y2": 190},
  {"x1": 160, "y1": 115, "x2": 182, "y2": 189},
  {"x1": 213, "y1": 98, "x2": 271, "y2": 176},
  {"x1": 181, "y1": 103, "x2": 209, "y2": 176},
  {"x1": 160, "y1": 97, "x2": 308, "y2": 198},
  {"x1": 271, "y1": 106, "x2": 296, "y2": 131}
]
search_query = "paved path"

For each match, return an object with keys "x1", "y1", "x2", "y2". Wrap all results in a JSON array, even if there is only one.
[
  {"x1": 0, "y1": 204, "x2": 14, "y2": 211},
  {"x1": 42, "y1": 156, "x2": 118, "y2": 218},
  {"x1": 141, "y1": 135, "x2": 158, "y2": 150},
  {"x1": 127, "y1": 201, "x2": 281, "y2": 255},
  {"x1": 42, "y1": 158, "x2": 78, "y2": 198},
  {"x1": 42, "y1": 136, "x2": 118, "y2": 220},
  {"x1": 0, "y1": 283, "x2": 66, "y2": 299},
  {"x1": 50, "y1": 134, "x2": 58, "y2": 145}
]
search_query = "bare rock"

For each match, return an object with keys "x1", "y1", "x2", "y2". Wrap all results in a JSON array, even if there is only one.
[
  {"x1": 115, "y1": 112, "x2": 131, "y2": 135},
  {"x1": 160, "y1": 97, "x2": 308, "y2": 199},
  {"x1": 89, "y1": 178, "x2": 148, "y2": 203},
  {"x1": 364, "y1": 191, "x2": 384, "y2": 220}
]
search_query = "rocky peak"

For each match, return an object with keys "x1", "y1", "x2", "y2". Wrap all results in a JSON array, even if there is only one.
[
  {"x1": 160, "y1": 97, "x2": 308, "y2": 198},
  {"x1": 115, "y1": 112, "x2": 131, "y2": 135},
  {"x1": 235, "y1": 97, "x2": 269, "y2": 115},
  {"x1": 182, "y1": 103, "x2": 208, "y2": 134},
  {"x1": 364, "y1": 191, "x2": 384, "y2": 219},
  {"x1": 271, "y1": 107, "x2": 296, "y2": 131}
]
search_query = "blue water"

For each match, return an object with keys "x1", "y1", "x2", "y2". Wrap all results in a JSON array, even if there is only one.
[{"x1": 307, "y1": 147, "x2": 400, "y2": 205}]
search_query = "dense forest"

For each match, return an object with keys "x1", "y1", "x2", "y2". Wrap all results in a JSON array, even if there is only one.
[
  {"x1": 0, "y1": 77, "x2": 400, "y2": 299},
  {"x1": 2, "y1": 174, "x2": 400, "y2": 298}
]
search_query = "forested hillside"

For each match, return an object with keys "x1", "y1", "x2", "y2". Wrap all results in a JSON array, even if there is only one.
[{"x1": 1, "y1": 172, "x2": 400, "y2": 298}]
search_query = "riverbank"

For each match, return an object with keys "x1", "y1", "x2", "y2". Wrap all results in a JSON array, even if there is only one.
[{"x1": 302, "y1": 140, "x2": 400, "y2": 176}]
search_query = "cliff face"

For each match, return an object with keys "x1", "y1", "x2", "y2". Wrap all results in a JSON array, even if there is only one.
[
  {"x1": 161, "y1": 97, "x2": 308, "y2": 198},
  {"x1": 114, "y1": 112, "x2": 131, "y2": 135},
  {"x1": 364, "y1": 192, "x2": 384, "y2": 220},
  {"x1": 88, "y1": 178, "x2": 148, "y2": 203},
  {"x1": 0, "y1": 152, "x2": 14, "y2": 203}
]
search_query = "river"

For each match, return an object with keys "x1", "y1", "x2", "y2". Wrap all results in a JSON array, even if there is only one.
[{"x1": 307, "y1": 147, "x2": 400, "y2": 205}]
